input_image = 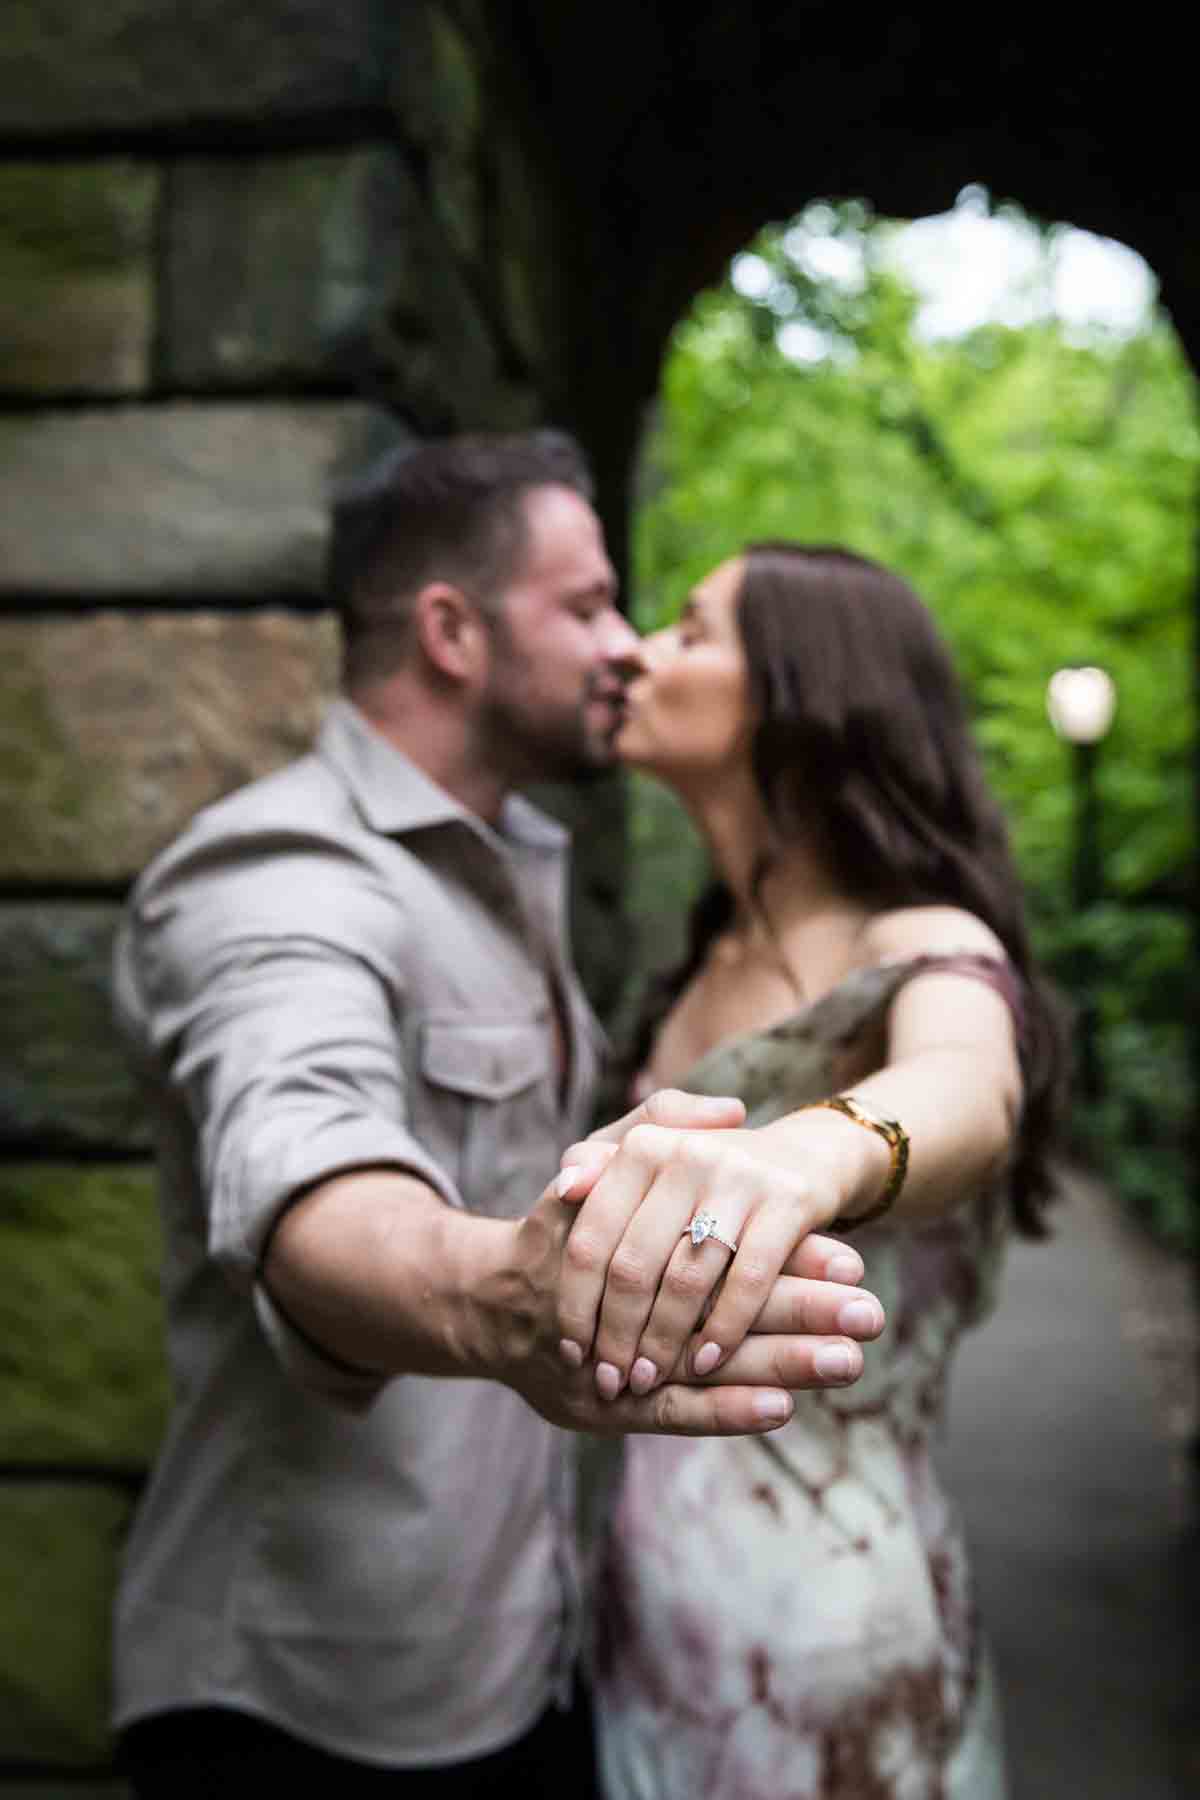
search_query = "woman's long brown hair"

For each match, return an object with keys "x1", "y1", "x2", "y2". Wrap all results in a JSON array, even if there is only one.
[{"x1": 629, "y1": 543, "x2": 1069, "y2": 1236}]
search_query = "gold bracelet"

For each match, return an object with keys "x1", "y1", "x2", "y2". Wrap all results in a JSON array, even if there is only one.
[{"x1": 801, "y1": 1094, "x2": 910, "y2": 1231}]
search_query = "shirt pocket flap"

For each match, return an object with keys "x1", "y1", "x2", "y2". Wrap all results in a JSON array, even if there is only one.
[{"x1": 420, "y1": 1021, "x2": 549, "y2": 1101}]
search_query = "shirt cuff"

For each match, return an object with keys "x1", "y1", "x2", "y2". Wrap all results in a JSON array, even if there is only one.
[
  {"x1": 252, "y1": 1282, "x2": 390, "y2": 1413},
  {"x1": 210, "y1": 1111, "x2": 463, "y2": 1280}
]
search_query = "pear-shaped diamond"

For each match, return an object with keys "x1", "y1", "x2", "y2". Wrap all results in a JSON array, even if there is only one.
[{"x1": 690, "y1": 1211, "x2": 715, "y2": 1247}]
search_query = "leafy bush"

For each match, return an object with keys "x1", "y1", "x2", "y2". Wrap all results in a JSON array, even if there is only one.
[{"x1": 631, "y1": 197, "x2": 1199, "y2": 1250}]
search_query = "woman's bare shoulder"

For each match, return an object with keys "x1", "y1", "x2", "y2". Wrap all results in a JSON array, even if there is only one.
[{"x1": 860, "y1": 904, "x2": 1008, "y2": 966}]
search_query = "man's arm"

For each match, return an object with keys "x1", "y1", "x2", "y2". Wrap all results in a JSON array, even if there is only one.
[
  {"x1": 129, "y1": 838, "x2": 880, "y2": 1433},
  {"x1": 263, "y1": 1100, "x2": 881, "y2": 1438}
]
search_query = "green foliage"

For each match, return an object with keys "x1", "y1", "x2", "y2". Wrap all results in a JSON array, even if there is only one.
[
  {"x1": 0, "y1": 1484, "x2": 134, "y2": 1764},
  {"x1": 0, "y1": 1164, "x2": 169, "y2": 1463},
  {"x1": 633, "y1": 200, "x2": 1199, "y2": 1249}
]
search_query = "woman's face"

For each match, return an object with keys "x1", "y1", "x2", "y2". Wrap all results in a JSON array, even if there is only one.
[{"x1": 617, "y1": 556, "x2": 757, "y2": 782}]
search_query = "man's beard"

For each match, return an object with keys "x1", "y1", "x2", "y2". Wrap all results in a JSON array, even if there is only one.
[
  {"x1": 478, "y1": 660, "x2": 625, "y2": 786},
  {"x1": 477, "y1": 688, "x2": 616, "y2": 785}
]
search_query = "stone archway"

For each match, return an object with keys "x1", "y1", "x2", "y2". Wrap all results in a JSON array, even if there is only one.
[{"x1": 1, "y1": 3, "x2": 1195, "y2": 1775}]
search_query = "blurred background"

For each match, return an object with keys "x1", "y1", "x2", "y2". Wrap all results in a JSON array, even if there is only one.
[{"x1": 1, "y1": 6, "x2": 1196, "y2": 1794}]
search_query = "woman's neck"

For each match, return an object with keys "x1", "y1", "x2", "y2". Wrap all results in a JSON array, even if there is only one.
[{"x1": 674, "y1": 769, "x2": 858, "y2": 981}]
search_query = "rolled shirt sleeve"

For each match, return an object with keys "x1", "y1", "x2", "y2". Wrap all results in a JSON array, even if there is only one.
[
  {"x1": 176, "y1": 933, "x2": 461, "y2": 1277},
  {"x1": 122, "y1": 836, "x2": 461, "y2": 1397}
]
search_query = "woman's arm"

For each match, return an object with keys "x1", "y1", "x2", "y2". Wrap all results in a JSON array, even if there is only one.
[
  {"x1": 555, "y1": 905, "x2": 1022, "y2": 1400},
  {"x1": 816, "y1": 903, "x2": 1024, "y2": 1221}
]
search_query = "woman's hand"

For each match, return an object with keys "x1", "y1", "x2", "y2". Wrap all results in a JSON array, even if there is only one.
[{"x1": 554, "y1": 1095, "x2": 886, "y2": 1401}]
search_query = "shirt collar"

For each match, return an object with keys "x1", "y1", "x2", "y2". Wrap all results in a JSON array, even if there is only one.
[{"x1": 316, "y1": 698, "x2": 568, "y2": 855}]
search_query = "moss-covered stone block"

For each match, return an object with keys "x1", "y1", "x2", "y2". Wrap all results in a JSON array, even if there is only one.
[
  {"x1": 0, "y1": 0, "x2": 413, "y2": 134},
  {"x1": 430, "y1": 151, "x2": 482, "y2": 265},
  {"x1": 0, "y1": 1482, "x2": 133, "y2": 1765},
  {"x1": 0, "y1": 162, "x2": 156, "y2": 397},
  {"x1": 162, "y1": 148, "x2": 417, "y2": 389},
  {"x1": 0, "y1": 1164, "x2": 168, "y2": 1467},
  {"x1": 0, "y1": 402, "x2": 397, "y2": 599},
  {"x1": 389, "y1": 3, "x2": 482, "y2": 154},
  {"x1": 367, "y1": 206, "x2": 539, "y2": 434},
  {"x1": 492, "y1": 134, "x2": 558, "y2": 380},
  {"x1": 0, "y1": 905, "x2": 145, "y2": 1152},
  {"x1": 0, "y1": 611, "x2": 338, "y2": 882}
]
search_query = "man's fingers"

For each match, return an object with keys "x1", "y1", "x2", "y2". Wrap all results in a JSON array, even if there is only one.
[
  {"x1": 783, "y1": 1234, "x2": 865, "y2": 1286},
  {"x1": 584, "y1": 1087, "x2": 745, "y2": 1146},
  {"x1": 741, "y1": 1277, "x2": 885, "y2": 1340},
  {"x1": 553, "y1": 1141, "x2": 618, "y2": 1203},
  {"x1": 600, "y1": 1382, "x2": 794, "y2": 1436},
  {"x1": 693, "y1": 1333, "x2": 866, "y2": 1390}
]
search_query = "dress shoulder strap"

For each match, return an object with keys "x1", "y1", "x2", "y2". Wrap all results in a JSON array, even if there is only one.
[
  {"x1": 786, "y1": 950, "x2": 1024, "y2": 1053},
  {"x1": 679, "y1": 951, "x2": 1025, "y2": 1128},
  {"x1": 873, "y1": 951, "x2": 1027, "y2": 1046}
]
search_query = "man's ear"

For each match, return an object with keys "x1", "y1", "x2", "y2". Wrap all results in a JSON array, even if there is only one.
[{"x1": 413, "y1": 581, "x2": 488, "y2": 682}]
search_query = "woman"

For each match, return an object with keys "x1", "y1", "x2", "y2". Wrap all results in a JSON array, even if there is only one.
[{"x1": 558, "y1": 545, "x2": 1066, "y2": 1799}]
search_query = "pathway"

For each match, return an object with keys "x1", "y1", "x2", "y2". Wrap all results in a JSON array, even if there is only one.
[{"x1": 935, "y1": 1169, "x2": 1199, "y2": 1797}]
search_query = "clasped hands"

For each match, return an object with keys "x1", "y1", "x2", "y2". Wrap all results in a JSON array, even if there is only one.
[{"x1": 507, "y1": 1088, "x2": 884, "y2": 1437}]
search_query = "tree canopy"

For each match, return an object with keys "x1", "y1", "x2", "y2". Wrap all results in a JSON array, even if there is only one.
[{"x1": 629, "y1": 196, "x2": 1199, "y2": 1246}]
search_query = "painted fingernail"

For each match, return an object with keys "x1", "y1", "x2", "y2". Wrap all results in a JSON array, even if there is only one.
[
  {"x1": 595, "y1": 1361, "x2": 622, "y2": 1401},
  {"x1": 753, "y1": 1391, "x2": 792, "y2": 1424},
  {"x1": 558, "y1": 1338, "x2": 584, "y2": 1369},
  {"x1": 629, "y1": 1357, "x2": 658, "y2": 1396},
  {"x1": 838, "y1": 1299, "x2": 883, "y2": 1338},
  {"x1": 826, "y1": 1252, "x2": 863, "y2": 1285},
  {"x1": 813, "y1": 1344, "x2": 854, "y2": 1382},
  {"x1": 693, "y1": 1341, "x2": 721, "y2": 1377},
  {"x1": 556, "y1": 1165, "x2": 584, "y2": 1199}
]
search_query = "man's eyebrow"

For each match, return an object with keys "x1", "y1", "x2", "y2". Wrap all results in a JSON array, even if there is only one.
[
  {"x1": 565, "y1": 576, "x2": 617, "y2": 603},
  {"x1": 566, "y1": 573, "x2": 619, "y2": 608}
]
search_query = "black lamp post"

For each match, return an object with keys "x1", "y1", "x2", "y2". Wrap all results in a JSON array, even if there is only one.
[{"x1": 1047, "y1": 666, "x2": 1117, "y2": 1104}]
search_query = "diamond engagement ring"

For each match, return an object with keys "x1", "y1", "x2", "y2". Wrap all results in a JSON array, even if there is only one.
[{"x1": 682, "y1": 1210, "x2": 739, "y2": 1254}]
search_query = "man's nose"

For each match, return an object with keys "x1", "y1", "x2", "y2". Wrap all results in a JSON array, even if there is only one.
[
  {"x1": 623, "y1": 624, "x2": 673, "y2": 673},
  {"x1": 602, "y1": 610, "x2": 646, "y2": 678}
]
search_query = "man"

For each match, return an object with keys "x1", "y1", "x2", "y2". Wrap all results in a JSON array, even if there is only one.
[{"x1": 112, "y1": 432, "x2": 876, "y2": 1793}]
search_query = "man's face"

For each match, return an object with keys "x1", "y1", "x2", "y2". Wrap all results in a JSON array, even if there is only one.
[{"x1": 478, "y1": 484, "x2": 641, "y2": 781}]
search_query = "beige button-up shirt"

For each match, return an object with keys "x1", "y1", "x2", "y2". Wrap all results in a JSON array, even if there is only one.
[{"x1": 111, "y1": 699, "x2": 603, "y2": 1765}]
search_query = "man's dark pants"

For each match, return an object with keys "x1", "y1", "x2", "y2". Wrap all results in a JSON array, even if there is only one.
[{"x1": 120, "y1": 1680, "x2": 600, "y2": 1797}]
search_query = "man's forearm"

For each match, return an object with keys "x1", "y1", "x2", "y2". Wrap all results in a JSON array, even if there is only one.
[{"x1": 262, "y1": 1168, "x2": 521, "y2": 1379}]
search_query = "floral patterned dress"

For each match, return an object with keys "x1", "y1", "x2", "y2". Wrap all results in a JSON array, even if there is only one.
[{"x1": 590, "y1": 955, "x2": 1018, "y2": 1800}]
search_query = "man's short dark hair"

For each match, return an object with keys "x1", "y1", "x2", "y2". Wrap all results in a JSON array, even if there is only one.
[{"x1": 328, "y1": 430, "x2": 594, "y2": 689}]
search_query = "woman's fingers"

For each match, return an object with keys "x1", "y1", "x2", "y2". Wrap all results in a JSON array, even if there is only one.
[
  {"x1": 556, "y1": 1120, "x2": 870, "y2": 1390},
  {"x1": 587, "y1": 1136, "x2": 745, "y2": 1397},
  {"x1": 685, "y1": 1201, "x2": 826, "y2": 1377},
  {"x1": 554, "y1": 1094, "x2": 749, "y2": 1371},
  {"x1": 556, "y1": 1121, "x2": 684, "y2": 1364}
]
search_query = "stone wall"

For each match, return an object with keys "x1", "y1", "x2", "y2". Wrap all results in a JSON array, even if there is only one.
[
  {"x1": 0, "y1": 4, "x2": 582, "y2": 1781},
  {"x1": 7, "y1": 2, "x2": 1196, "y2": 1783}
]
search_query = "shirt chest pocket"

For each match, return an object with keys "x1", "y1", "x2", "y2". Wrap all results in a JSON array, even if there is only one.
[{"x1": 417, "y1": 1019, "x2": 560, "y2": 1218}]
